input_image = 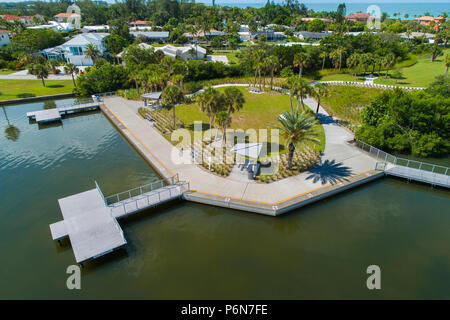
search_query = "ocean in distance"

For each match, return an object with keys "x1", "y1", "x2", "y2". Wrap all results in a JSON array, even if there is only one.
[{"x1": 199, "y1": 2, "x2": 449, "y2": 18}]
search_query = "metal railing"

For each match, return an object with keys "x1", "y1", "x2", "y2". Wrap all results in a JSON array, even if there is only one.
[
  {"x1": 354, "y1": 139, "x2": 450, "y2": 178},
  {"x1": 104, "y1": 174, "x2": 187, "y2": 207},
  {"x1": 96, "y1": 91, "x2": 117, "y2": 97},
  {"x1": 317, "y1": 81, "x2": 426, "y2": 91}
]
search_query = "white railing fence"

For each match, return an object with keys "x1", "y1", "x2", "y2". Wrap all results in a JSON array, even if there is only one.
[{"x1": 354, "y1": 139, "x2": 449, "y2": 176}]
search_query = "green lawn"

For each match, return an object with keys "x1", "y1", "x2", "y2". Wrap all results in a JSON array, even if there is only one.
[
  {"x1": 0, "y1": 80, "x2": 74, "y2": 101},
  {"x1": 320, "y1": 86, "x2": 384, "y2": 129},
  {"x1": 317, "y1": 52, "x2": 446, "y2": 87},
  {"x1": 176, "y1": 86, "x2": 325, "y2": 154},
  {"x1": 0, "y1": 69, "x2": 16, "y2": 75},
  {"x1": 374, "y1": 50, "x2": 449, "y2": 87},
  {"x1": 210, "y1": 50, "x2": 240, "y2": 64}
]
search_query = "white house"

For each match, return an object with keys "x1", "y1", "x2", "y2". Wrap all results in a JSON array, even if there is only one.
[
  {"x1": 41, "y1": 33, "x2": 109, "y2": 66},
  {"x1": 81, "y1": 25, "x2": 110, "y2": 33},
  {"x1": 0, "y1": 30, "x2": 11, "y2": 47},
  {"x1": 28, "y1": 21, "x2": 74, "y2": 32},
  {"x1": 155, "y1": 44, "x2": 206, "y2": 60}
]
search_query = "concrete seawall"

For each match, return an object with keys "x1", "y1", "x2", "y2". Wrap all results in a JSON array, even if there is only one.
[{"x1": 0, "y1": 93, "x2": 75, "y2": 105}]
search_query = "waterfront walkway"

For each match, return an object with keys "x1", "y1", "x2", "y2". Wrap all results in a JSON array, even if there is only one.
[{"x1": 101, "y1": 93, "x2": 381, "y2": 214}]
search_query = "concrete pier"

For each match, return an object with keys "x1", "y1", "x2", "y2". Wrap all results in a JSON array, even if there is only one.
[{"x1": 27, "y1": 102, "x2": 100, "y2": 123}]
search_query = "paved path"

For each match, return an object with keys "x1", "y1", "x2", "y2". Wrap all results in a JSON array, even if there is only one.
[
  {"x1": 0, "y1": 66, "x2": 88, "y2": 80},
  {"x1": 102, "y1": 93, "x2": 377, "y2": 203}
]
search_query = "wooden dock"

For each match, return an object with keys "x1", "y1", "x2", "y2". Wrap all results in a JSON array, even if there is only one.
[
  {"x1": 27, "y1": 102, "x2": 100, "y2": 123},
  {"x1": 49, "y1": 176, "x2": 189, "y2": 264}
]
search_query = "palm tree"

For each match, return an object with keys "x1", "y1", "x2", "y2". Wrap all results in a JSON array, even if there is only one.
[
  {"x1": 64, "y1": 62, "x2": 79, "y2": 86},
  {"x1": 265, "y1": 55, "x2": 280, "y2": 91},
  {"x1": 295, "y1": 78, "x2": 311, "y2": 112},
  {"x1": 215, "y1": 110, "x2": 230, "y2": 144},
  {"x1": 444, "y1": 53, "x2": 450, "y2": 79},
  {"x1": 293, "y1": 52, "x2": 310, "y2": 78},
  {"x1": 336, "y1": 48, "x2": 344, "y2": 70},
  {"x1": 2, "y1": 106, "x2": 20, "y2": 142},
  {"x1": 346, "y1": 53, "x2": 360, "y2": 78},
  {"x1": 329, "y1": 50, "x2": 340, "y2": 70},
  {"x1": 84, "y1": 44, "x2": 100, "y2": 64},
  {"x1": 161, "y1": 56, "x2": 176, "y2": 78},
  {"x1": 199, "y1": 87, "x2": 224, "y2": 139},
  {"x1": 129, "y1": 71, "x2": 141, "y2": 94},
  {"x1": 275, "y1": 110, "x2": 320, "y2": 170},
  {"x1": 311, "y1": 84, "x2": 329, "y2": 115},
  {"x1": 319, "y1": 51, "x2": 327, "y2": 70},
  {"x1": 28, "y1": 63, "x2": 49, "y2": 87},
  {"x1": 161, "y1": 85, "x2": 184, "y2": 130},
  {"x1": 285, "y1": 76, "x2": 298, "y2": 112},
  {"x1": 252, "y1": 49, "x2": 265, "y2": 88},
  {"x1": 222, "y1": 87, "x2": 245, "y2": 142},
  {"x1": 383, "y1": 53, "x2": 396, "y2": 79},
  {"x1": 47, "y1": 59, "x2": 59, "y2": 75}
]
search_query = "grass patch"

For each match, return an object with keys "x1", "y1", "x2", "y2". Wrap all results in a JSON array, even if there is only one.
[
  {"x1": 374, "y1": 50, "x2": 450, "y2": 87},
  {"x1": 210, "y1": 50, "x2": 240, "y2": 64},
  {"x1": 320, "y1": 86, "x2": 384, "y2": 129},
  {"x1": 0, "y1": 79, "x2": 74, "y2": 101},
  {"x1": 0, "y1": 68, "x2": 16, "y2": 75},
  {"x1": 176, "y1": 86, "x2": 325, "y2": 155}
]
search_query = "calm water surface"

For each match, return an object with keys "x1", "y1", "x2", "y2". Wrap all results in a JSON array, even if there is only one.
[{"x1": 0, "y1": 99, "x2": 449, "y2": 299}]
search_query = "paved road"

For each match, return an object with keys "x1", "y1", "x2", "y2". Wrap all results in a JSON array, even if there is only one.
[{"x1": 102, "y1": 92, "x2": 377, "y2": 203}]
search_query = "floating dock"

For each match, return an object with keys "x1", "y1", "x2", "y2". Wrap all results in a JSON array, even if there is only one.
[
  {"x1": 49, "y1": 176, "x2": 189, "y2": 264},
  {"x1": 27, "y1": 102, "x2": 100, "y2": 123}
]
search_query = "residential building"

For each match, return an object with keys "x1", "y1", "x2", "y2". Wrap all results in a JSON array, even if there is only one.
[
  {"x1": 117, "y1": 43, "x2": 153, "y2": 62},
  {"x1": 0, "y1": 14, "x2": 30, "y2": 25},
  {"x1": 130, "y1": 20, "x2": 151, "y2": 28},
  {"x1": 415, "y1": 16, "x2": 444, "y2": 30},
  {"x1": 0, "y1": 30, "x2": 11, "y2": 47},
  {"x1": 239, "y1": 25, "x2": 249, "y2": 32},
  {"x1": 155, "y1": 44, "x2": 206, "y2": 60},
  {"x1": 28, "y1": 21, "x2": 73, "y2": 32},
  {"x1": 400, "y1": 32, "x2": 435, "y2": 43},
  {"x1": 130, "y1": 26, "x2": 152, "y2": 31},
  {"x1": 21, "y1": 14, "x2": 44, "y2": 24},
  {"x1": 131, "y1": 31, "x2": 169, "y2": 42},
  {"x1": 183, "y1": 30, "x2": 226, "y2": 42},
  {"x1": 54, "y1": 13, "x2": 81, "y2": 23},
  {"x1": 41, "y1": 33, "x2": 108, "y2": 66},
  {"x1": 294, "y1": 31, "x2": 332, "y2": 41},
  {"x1": 346, "y1": 12, "x2": 371, "y2": 22},
  {"x1": 301, "y1": 18, "x2": 332, "y2": 24},
  {"x1": 82, "y1": 25, "x2": 110, "y2": 33},
  {"x1": 252, "y1": 30, "x2": 286, "y2": 42}
]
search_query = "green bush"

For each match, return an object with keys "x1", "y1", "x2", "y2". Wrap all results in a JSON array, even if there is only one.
[{"x1": 356, "y1": 85, "x2": 449, "y2": 157}]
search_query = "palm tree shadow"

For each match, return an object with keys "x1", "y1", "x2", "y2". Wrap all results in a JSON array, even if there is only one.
[
  {"x1": 316, "y1": 113, "x2": 336, "y2": 125},
  {"x1": 306, "y1": 159, "x2": 353, "y2": 185}
]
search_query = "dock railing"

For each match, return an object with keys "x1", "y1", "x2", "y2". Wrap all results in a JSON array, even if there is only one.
[
  {"x1": 354, "y1": 139, "x2": 450, "y2": 177},
  {"x1": 104, "y1": 174, "x2": 188, "y2": 207}
]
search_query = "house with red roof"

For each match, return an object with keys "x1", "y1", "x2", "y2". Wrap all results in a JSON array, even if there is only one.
[
  {"x1": 346, "y1": 12, "x2": 371, "y2": 23},
  {"x1": 1, "y1": 14, "x2": 43, "y2": 25},
  {"x1": 415, "y1": 16, "x2": 445, "y2": 30},
  {"x1": 129, "y1": 20, "x2": 151, "y2": 27}
]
